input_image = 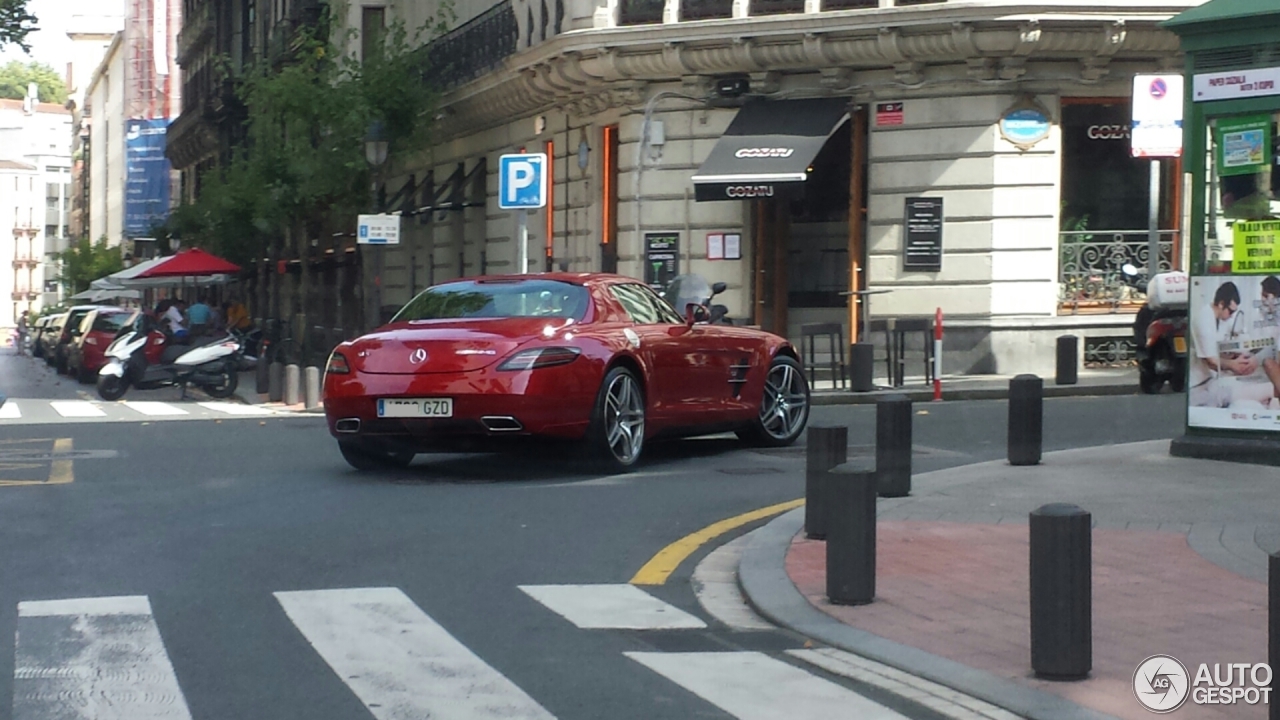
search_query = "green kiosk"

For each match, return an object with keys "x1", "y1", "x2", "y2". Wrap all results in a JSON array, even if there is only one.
[{"x1": 1166, "y1": 0, "x2": 1280, "y2": 463}]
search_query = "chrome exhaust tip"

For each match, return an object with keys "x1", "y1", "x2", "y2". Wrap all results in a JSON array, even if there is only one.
[
  {"x1": 480, "y1": 416, "x2": 523, "y2": 432},
  {"x1": 334, "y1": 418, "x2": 361, "y2": 433}
]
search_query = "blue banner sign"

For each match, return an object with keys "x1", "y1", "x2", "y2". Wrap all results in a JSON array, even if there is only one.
[{"x1": 124, "y1": 118, "x2": 172, "y2": 236}]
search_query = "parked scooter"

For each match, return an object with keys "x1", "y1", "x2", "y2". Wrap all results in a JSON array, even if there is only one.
[
  {"x1": 97, "y1": 315, "x2": 243, "y2": 401},
  {"x1": 1121, "y1": 263, "x2": 1189, "y2": 394},
  {"x1": 663, "y1": 274, "x2": 733, "y2": 325}
]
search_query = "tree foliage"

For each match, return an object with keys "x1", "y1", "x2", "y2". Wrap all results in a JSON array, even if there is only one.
[
  {"x1": 171, "y1": 7, "x2": 449, "y2": 267},
  {"x1": 59, "y1": 237, "x2": 124, "y2": 294},
  {"x1": 0, "y1": 0, "x2": 36, "y2": 53},
  {"x1": 0, "y1": 60, "x2": 68, "y2": 104}
]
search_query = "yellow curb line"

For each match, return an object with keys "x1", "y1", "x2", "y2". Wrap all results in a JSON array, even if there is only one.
[{"x1": 630, "y1": 498, "x2": 804, "y2": 586}]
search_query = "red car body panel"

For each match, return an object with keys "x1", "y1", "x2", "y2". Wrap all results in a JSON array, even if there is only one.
[
  {"x1": 323, "y1": 273, "x2": 796, "y2": 452},
  {"x1": 67, "y1": 309, "x2": 136, "y2": 376}
]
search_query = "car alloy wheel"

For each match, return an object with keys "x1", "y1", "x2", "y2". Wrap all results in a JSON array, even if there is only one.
[
  {"x1": 760, "y1": 359, "x2": 809, "y2": 440},
  {"x1": 604, "y1": 371, "x2": 645, "y2": 465}
]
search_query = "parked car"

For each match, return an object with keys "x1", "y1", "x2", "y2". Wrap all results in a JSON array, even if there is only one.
[
  {"x1": 49, "y1": 306, "x2": 104, "y2": 374},
  {"x1": 29, "y1": 316, "x2": 52, "y2": 358},
  {"x1": 323, "y1": 273, "x2": 811, "y2": 472},
  {"x1": 67, "y1": 307, "x2": 137, "y2": 384},
  {"x1": 38, "y1": 313, "x2": 68, "y2": 363}
]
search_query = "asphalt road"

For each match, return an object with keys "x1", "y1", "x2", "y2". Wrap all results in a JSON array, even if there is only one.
[{"x1": 0, "y1": 347, "x2": 1187, "y2": 719}]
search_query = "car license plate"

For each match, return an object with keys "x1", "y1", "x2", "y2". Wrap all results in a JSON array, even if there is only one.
[
  {"x1": 378, "y1": 398, "x2": 453, "y2": 418},
  {"x1": 1173, "y1": 336, "x2": 1187, "y2": 354}
]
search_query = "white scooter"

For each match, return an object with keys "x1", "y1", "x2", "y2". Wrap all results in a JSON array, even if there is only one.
[{"x1": 98, "y1": 319, "x2": 242, "y2": 401}]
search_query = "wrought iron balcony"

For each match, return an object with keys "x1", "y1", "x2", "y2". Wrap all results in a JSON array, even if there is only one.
[
  {"x1": 751, "y1": 0, "x2": 805, "y2": 16},
  {"x1": 176, "y1": 0, "x2": 215, "y2": 66},
  {"x1": 1058, "y1": 230, "x2": 1179, "y2": 314},
  {"x1": 619, "y1": 0, "x2": 663, "y2": 24},
  {"x1": 681, "y1": 0, "x2": 732, "y2": 20},
  {"x1": 819, "y1": 0, "x2": 875, "y2": 9},
  {"x1": 423, "y1": 0, "x2": 518, "y2": 90}
]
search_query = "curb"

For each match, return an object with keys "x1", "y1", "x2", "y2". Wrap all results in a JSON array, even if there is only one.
[
  {"x1": 811, "y1": 382, "x2": 1138, "y2": 405},
  {"x1": 737, "y1": 508, "x2": 1120, "y2": 720}
]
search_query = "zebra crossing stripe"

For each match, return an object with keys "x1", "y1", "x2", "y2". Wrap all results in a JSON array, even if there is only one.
[
  {"x1": 197, "y1": 402, "x2": 274, "y2": 415},
  {"x1": 49, "y1": 401, "x2": 106, "y2": 418},
  {"x1": 275, "y1": 587, "x2": 557, "y2": 720},
  {"x1": 625, "y1": 651, "x2": 911, "y2": 720},
  {"x1": 124, "y1": 401, "x2": 190, "y2": 416},
  {"x1": 0, "y1": 401, "x2": 19, "y2": 419},
  {"x1": 519, "y1": 584, "x2": 707, "y2": 630},
  {"x1": 14, "y1": 595, "x2": 194, "y2": 720}
]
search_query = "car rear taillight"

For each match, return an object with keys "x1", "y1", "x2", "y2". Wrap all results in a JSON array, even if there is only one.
[
  {"x1": 326, "y1": 351, "x2": 351, "y2": 375},
  {"x1": 497, "y1": 347, "x2": 581, "y2": 371}
]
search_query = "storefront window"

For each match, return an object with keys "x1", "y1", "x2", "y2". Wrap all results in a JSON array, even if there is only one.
[
  {"x1": 1203, "y1": 112, "x2": 1280, "y2": 272},
  {"x1": 1059, "y1": 100, "x2": 1178, "y2": 311}
]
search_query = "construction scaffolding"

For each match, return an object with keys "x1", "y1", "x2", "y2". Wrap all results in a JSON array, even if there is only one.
[{"x1": 124, "y1": 0, "x2": 182, "y2": 120}]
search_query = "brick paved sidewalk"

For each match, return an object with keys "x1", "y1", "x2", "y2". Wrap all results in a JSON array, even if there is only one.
[{"x1": 787, "y1": 521, "x2": 1268, "y2": 720}]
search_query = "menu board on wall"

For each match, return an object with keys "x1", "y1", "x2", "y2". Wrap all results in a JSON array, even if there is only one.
[
  {"x1": 645, "y1": 232, "x2": 679, "y2": 289},
  {"x1": 903, "y1": 197, "x2": 944, "y2": 271}
]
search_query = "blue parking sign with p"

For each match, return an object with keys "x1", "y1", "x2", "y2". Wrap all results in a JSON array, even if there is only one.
[{"x1": 498, "y1": 154, "x2": 547, "y2": 210}]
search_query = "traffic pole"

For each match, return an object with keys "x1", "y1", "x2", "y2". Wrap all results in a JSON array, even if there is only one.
[{"x1": 933, "y1": 307, "x2": 943, "y2": 402}]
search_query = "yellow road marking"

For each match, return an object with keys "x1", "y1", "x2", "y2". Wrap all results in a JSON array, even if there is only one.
[
  {"x1": 630, "y1": 498, "x2": 804, "y2": 586},
  {"x1": 0, "y1": 438, "x2": 74, "y2": 487},
  {"x1": 48, "y1": 438, "x2": 74, "y2": 485}
]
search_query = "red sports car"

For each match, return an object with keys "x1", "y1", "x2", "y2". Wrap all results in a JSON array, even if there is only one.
[{"x1": 323, "y1": 273, "x2": 810, "y2": 471}]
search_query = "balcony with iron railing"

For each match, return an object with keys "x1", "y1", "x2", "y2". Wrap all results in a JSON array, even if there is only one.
[
  {"x1": 424, "y1": 0, "x2": 518, "y2": 90},
  {"x1": 614, "y1": 0, "x2": 943, "y2": 24},
  {"x1": 1058, "y1": 230, "x2": 1179, "y2": 314},
  {"x1": 176, "y1": 0, "x2": 215, "y2": 66}
]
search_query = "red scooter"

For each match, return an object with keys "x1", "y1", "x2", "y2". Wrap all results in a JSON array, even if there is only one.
[{"x1": 1123, "y1": 264, "x2": 1188, "y2": 394}]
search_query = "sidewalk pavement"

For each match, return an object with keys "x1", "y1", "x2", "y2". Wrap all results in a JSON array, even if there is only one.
[
  {"x1": 811, "y1": 367, "x2": 1140, "y2": 405},
  {"x1": 739, "y1": 440, "x2": 1279, "y2": 720}
]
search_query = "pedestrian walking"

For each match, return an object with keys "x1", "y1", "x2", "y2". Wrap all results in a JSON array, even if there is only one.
[{"x1": 15, "y1": 310, "x2": 29, "y2": 355}]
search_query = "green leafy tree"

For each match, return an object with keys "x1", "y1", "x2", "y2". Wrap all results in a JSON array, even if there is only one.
[
  {"x1": 172, "y1": 6, "x2": 450, "y2": 331},
  {"x1": 59, "y1": 237, "x2": 124, "y2": 294},
  {"x1": 0, "y1": 60, "x2": 68, "y2": 104},
  {"x1": 0, "y1": 0, "x2": 36, "y2": 52}
]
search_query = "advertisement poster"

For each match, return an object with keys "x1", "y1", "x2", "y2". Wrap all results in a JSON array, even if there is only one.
[
  {"x1": 1232, "y1": 221, "x2": 1280, "y2": 273},
  {"x1": 644, "y1": 232, "x2": 679, "y2": 290},
  {"x1": 1188, "y1": 275, "x2": 1280, "y2": 430},
  {"x1": 124, "y1": 118, "x2": 172, "y2": 236},
  {"x1": 1215, "y1": 114, "x2": 1271, "y2": 177}
]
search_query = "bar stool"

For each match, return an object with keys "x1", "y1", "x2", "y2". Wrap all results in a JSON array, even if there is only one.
[{"x1": 800, "y1": 322, "x2": 847, "y2": 390}]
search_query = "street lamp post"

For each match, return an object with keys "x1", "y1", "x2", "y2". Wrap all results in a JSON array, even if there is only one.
[{"x1": 365, "y1": 122, "x2": 390, "y2": 329}]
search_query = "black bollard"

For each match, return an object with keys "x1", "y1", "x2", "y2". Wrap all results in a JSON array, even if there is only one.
[
  {"x1": 805, "y1": 426, "x2": 847, "y2": 540},
  {"x1": 876, "y1": 395, "x2": 912, "y2": 497},
  {"x1": 849, "y1": 343, "x2": 874, "y2": 392},
  {"x1": 256, "y1": 347, "x2": 271, "y2": 394},
  {"x1": 1030, "y1": 503, "x2": 1091, "y2": 680},
  {"x1": 268, "y1": 362, "x2": 284, "y2": 403},
  {"x1": 827, "y1": 460, "x2": 877, "y2": 605},
  {"x1": 1056, "y1": 335, "x2": 1078, "y2": 385},
  {"x1": 1008, "y1": 374, "x2": 1043, "y2": 466},
  {"x1": 1271, "y1": 553, "x2": 1278, "y2": 720}
]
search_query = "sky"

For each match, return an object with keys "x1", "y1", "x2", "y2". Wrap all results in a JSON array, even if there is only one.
[{"x1": 0, "y1": 0, "x2": 125, "y2": 69}]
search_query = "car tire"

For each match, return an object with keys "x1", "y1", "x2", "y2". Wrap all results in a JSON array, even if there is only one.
[
  {"x1": 737, "y1": 355, "x2": 810, "y2": 448},
  {"x1": 76, "y1": 363, "x2": 94, "y2": 385},
  {"x1": 338, "y1": 440, "x2": 414, "y2": 471},
  {"x1": 585, "y1": 366, "x2": 646, "y2": 472}
]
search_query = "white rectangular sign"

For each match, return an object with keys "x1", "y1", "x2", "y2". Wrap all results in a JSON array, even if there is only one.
[
  {"x1": 357, "y1": 214, "x2": 400, "y2": 245},
  {"x1": 1193, "y1": 66, "x2": 1280, "y2": 103},
  {"x1": 1131, "y1": 74, "x2": 1184, "y2": 158}
]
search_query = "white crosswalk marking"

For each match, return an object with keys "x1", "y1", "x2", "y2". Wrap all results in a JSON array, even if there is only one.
[
  {"x1": 124, "y1": 401, "x2": 190, "y2": 416},
  {"x1": 49, "y1": 401, "x2": 105, "y2": 418},
  {"x1": 520, "y1": 584, "x2": 707, "y2": 630},
  {"x1": 0, "y1": 401, "x2": 19, "y2": 418},
  {"x1": 14, "y1": 595, "x2": 194, "y2": 720},
  {"x1": 198, "y1": 402, "x2": 274, "y2": 415},
  {"x1": 626, "y1": 651, "x2": 911, "y2": 720},
  {"x1": 275, "y1": 587, "x2": 557, "y2": 720}
]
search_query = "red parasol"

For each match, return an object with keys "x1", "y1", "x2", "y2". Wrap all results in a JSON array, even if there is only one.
[{"x1": 132, "y1": 248, "x2": 242, "y2": 278}]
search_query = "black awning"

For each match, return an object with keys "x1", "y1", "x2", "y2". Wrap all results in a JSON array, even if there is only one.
[{"x1": 692, "y1": 97, "x2": 851, "y2": 202}]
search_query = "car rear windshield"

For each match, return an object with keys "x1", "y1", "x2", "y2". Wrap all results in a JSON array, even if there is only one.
[
  {"x1": 92, "y1": 313, "x2": 132, "y2": 333},
  {"x1": 393, "y1": 280, "x2": 589, "y2": 322}
]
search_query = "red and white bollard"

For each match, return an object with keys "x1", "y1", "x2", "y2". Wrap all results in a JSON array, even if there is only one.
[{"x1": 933, "y1": 307, "x2": 944, "y2": 402}]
